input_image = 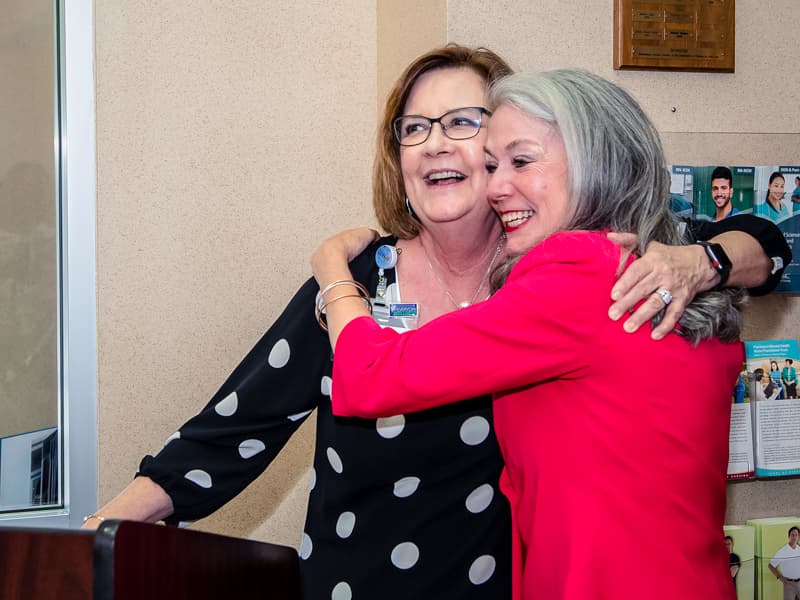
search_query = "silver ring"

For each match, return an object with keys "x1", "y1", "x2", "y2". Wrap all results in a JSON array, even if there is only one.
[{"x1": 655, "y1": 288, "x2": 673, "y2": 305}]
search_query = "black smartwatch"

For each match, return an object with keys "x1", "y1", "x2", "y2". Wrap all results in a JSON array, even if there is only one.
[{"x1": 695, "y1": 241, "x2": 732, "y2": 289}]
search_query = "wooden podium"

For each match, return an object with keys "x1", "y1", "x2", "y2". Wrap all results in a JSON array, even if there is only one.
[{"x1": 0, "y1": 520, "x2": 300, "y2": 599}]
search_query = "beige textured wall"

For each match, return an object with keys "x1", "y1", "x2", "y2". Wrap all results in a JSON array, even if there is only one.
[
  {"x1": 0, "y1": 1, "x2": 57, "y2": 438},
  {"x1": 376, "y1": 0, "x2": 445, "y2": 109},
  {"x1": 448, "y1": 0, "x2": 800, "y2": 524},
  {"x1": 95, "y1": 2, "x2": 378, "y2": 545},
  {"x1": 95, "y1": 1, "x2": 800, "y2": 547}
]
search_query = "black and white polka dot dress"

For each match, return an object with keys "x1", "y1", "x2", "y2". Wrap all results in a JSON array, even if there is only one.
[{"x1": 138, "y1": 237, "x2": 512, "y2": 599}]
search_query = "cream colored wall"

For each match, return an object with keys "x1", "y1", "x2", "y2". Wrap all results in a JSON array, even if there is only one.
[
  {"x1": 377, "y1": 0, "x2": 445, "y2": 109},
  {"x1": 448, "y1": 0, "x2": 800, "y2": 524},
  {"x1": 94, "y1": 2, "x2": 379, "y2": 545},
  {"x1": 96, "y1": 1, "x2": 799, "y2": 547}
]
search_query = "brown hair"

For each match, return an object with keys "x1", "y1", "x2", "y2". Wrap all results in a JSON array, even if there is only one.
[{"x1": 373, "y1": 44, "x2": 513, "y2": 239}]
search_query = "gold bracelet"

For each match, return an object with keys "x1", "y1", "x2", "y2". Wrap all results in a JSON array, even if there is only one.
[
  {"x1": 318, "y1": 280, "x2": 370, "y2": 306},
  {"x1": 315, "y1": 280, "x2": 372, "y2": 331},
  {"x1": 315, "y1": 293, "x2": 372, "y2": 332},
  {"x1": 83, "y1": 513, "x2": 106, "y2": 524}
]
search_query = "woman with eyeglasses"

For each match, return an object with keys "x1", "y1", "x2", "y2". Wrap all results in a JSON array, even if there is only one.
[{"x1": 86, "y1": 45, "x2": 788, "y2": 599}]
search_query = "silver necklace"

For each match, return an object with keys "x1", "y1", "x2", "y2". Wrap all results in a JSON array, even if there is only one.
[{"x1": 421, "y1": 235, "x2": 505, "y2": 309}]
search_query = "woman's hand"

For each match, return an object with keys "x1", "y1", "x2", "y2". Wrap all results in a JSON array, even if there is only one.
[
  {"x1": 311, "y1": 227, "x2": 380, "y2": 286},
  {"x1": 607, "y1": 233, "x2": 717, "y2": 340}
]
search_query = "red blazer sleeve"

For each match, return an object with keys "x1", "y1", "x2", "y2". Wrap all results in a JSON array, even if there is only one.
[{"x1": 331, "y1": 231, "x2": 623, "y2": 417}]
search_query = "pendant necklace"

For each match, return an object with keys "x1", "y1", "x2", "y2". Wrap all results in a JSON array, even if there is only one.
[{"x1": 420, "y1": 235, "x2": 505, "y2": 309}]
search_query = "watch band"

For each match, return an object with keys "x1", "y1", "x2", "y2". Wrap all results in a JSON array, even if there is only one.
[{"x1": 695, "y1": 241, "x2": 732, "y2": 289}]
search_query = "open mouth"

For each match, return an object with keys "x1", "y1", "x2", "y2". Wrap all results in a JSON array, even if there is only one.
[
  {"x1": 501, "y1": 210, "x2": 535, "y2": 231},
  {"x1": 424, "y1": 170, "x2": 466, "y2": 185}
]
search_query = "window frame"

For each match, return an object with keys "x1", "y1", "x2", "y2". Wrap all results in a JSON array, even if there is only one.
[{"x1": 0, "y1": 0, "x2": 97, "y2": 529}]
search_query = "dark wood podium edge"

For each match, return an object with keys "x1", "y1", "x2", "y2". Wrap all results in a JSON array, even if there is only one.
[
  {"x1": 92, "y1": 519, "x2": 301, "y2": 600},
  {"x1": 92, "y1": 519, "x2": 120, "y2": 600}
]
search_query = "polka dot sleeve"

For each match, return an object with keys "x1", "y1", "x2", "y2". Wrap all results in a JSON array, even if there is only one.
[{"x1": 137, "y1": 275, "x2": 333, "y2": 523}]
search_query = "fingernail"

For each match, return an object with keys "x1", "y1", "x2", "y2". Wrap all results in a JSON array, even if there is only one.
[
  {"x1": 651, "y1": 331, "x2": 664, "y2": 340},
  {"x1": 610, "y1": 290, "x2": 620, "y2": 301},
  {"x1": 623, "y1": 321, "x2": 636, "y2": 333},
  {"x1": 608, "y1": 308, "x2": 620, "y2": 320}
]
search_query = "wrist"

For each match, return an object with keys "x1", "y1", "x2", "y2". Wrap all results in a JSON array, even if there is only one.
[{"x1": 694, "y1": 241, "x2": 731, "y2": 290}]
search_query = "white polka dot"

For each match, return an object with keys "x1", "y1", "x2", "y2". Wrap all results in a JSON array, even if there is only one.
[
  {"x1": 393, "y1": 476, "x2": 421, "y2": 498},
  {"x1": 376, "y1": 414, "x2": 405, "y2": 439},
  {"x1": 460, "y1": 416, "x2": 490, "y2": 446},
  {"x1": 469, "y1": 555, "x2": 496, "y2": 585},
  {"x1": 299, "y1": 533, "x2": 313, "y2": 560},
  {"x1": 391, "y1": 542, "x2": 420, "y2": 570},
  {"x1": 331, "y1": 582, "x2": 352, "y2": 600},
  {"x1": 309, "y1": 467, "x2": 316, "y2": 491},
  {"x1": 321, "y1": 376, "x2": 332, "y2": 396},
  {"x1": 336, "y1": 512, "x2": 356, "y2": 538},
  {"x1": 267, "y1": 338, "x2": 291, "y2": 368},
  {"x1": 238, "y1": 439, "x2": 265, "y2": 459},
  {"x1": 164, "y1": 431, "x2": 180, "y2": 446},
  {"x1": 184, "y1": 469, "x2": 212, "y2": 488},
  {"x1": 288, "y1": 409, "x2": 312, "y2": 422},
  {"x1": 214, "y1": 391, "x2": 238, "y2": 417},
  {"x1": 465, "y1": 484, "x2": 494, "y2": 514},
  {"x1": 327, "y1": 447, "x2": 343, "y2": 473}
]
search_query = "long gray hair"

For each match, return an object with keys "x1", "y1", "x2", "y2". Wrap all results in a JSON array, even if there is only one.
[{"x1": 488, "y1": 69, "x2": 743, "y2": 343}]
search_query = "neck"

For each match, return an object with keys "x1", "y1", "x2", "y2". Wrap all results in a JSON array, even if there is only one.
[
  {"x1": 714, "y1": 205, "x2": 732, "y2": 220},
  {"x1": 417, "y1": 218, "x2": 504, "y2": 275}
]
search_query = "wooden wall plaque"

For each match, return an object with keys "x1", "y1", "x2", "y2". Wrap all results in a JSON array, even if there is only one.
[{"x1": 614, "y1": 0, "x2": 735, "y2": 72}]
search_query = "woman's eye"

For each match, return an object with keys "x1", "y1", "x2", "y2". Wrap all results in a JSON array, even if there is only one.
[
  {"x1": 485, "y1": 163, "x2": 497, "y2": 174},
  {"x1": 512, "y1": 157, "x2": 533, "y2": 168}
]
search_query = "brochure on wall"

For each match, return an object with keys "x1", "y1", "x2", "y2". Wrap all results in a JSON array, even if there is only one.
[
  {"x1": 745, "y1": 340, "x2": 800, "y2": 478},
  {"x1": 767, "y1": 165, "x2": 800, "y2": 293},
  {"x1": 671, "y1": 162, "x2": 799, "y2": 292},
  {"x1": 668, "y1": 165, "x2": 695, "y2": 218},
  {"x1": 724, "y1": 524, "x2": 755, "y2": 600},
  {"x1": 727, "y1": 359, "x2": 755, "y2": 481},
  {"x1": 745, "y1": 517, "x2": 800, "y2": 600},
  {"x1": 693, "y1": 165, "x2": 756, "y2": 221}
]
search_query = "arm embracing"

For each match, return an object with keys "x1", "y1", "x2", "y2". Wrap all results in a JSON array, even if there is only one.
[{"x1": 609, "y1": 215, "x2": 791, "y2": 338}]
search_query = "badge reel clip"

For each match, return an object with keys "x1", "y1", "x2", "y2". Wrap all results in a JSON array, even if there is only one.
[{"x1": 374, "y1": 244, "x2": 417, "y2": 329}]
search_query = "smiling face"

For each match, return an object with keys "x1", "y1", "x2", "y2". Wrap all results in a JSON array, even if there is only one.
[
  {"x1": 711, "y1": 177, "x2": 733, "y2": 209},
  {"x1": 790, "y1": 528, "x2": 799, "y2": 548},
  {"x1": 484, "y1": 104, "x2": 571, "y2": 257},
  {"x1": 399, "y1": 67, "x2": 492, "y2": 228},
  {"x1": 768, "y1": 176, "x2": 785, "y2": 204}
]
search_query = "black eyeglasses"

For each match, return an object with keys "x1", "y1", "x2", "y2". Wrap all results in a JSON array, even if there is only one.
[{"x1": 392, "y1": 107, "x2": 491, "y2": 147}]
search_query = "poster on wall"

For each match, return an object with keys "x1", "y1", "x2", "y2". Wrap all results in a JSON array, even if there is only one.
[
  {"x1": 671, "y1": 162, "x2": 799, "y2": 292},
  {"x1": 693, "y1": 165, "x2": 755, "y2": 222}
]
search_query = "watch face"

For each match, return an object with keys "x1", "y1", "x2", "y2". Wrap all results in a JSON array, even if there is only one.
[{"x1": 708, "y1": 243, "x2": 732, "y2": 270}]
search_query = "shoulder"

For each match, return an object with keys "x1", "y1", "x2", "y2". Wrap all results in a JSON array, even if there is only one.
[{"x1": 510, "y1": 231, "x2": 620, "y2": 276}]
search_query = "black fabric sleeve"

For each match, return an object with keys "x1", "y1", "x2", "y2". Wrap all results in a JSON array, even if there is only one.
[
  {"x1": 136, "y1": 239, "x2": 388, "y2": 524},
  {"x1": 137, "y1": 275, "x2": 331, "y2": 523},
  {"x1": 685, "y1": 214, "x2": 792, "y2": 296}
]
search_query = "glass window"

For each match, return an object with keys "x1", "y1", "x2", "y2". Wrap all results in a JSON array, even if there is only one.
[{"x1": 0, "y1": 0, "x2": 96, "y2": 528}]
